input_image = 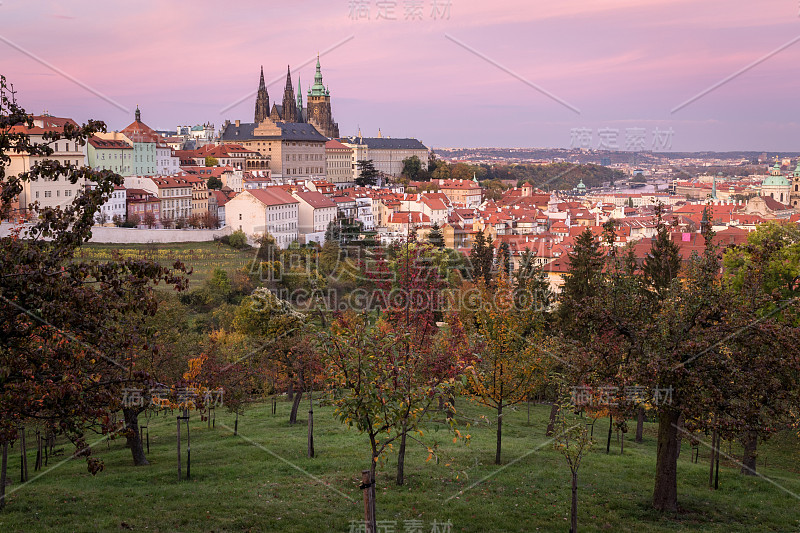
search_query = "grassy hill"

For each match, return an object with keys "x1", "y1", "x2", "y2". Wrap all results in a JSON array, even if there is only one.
[{"x1": 1, "y1": 401, "x2": 798, "y2": 532}]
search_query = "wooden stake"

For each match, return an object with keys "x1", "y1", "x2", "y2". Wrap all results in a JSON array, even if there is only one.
[
  {"x1": 0, "y1": 440, "x2": 8, "y2": 512},
  {"x1": 176, "y1": 417, "x2": 181, "y2": 481},
  {"x1": 361, "y1": 470, "x2": 376, "y2": 533}
]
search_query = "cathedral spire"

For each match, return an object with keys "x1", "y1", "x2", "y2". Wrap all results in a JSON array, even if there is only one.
[
  {"x1": 254, "y1": 65, "x2": 270, "y2": 123},
  {"x1": 135, "y1": 105, "x2": 141, "y2": 122},
  {"x1": 281, "y1": 65, "x2": 298, "y2": 122},
  {"x1": 297, "y1": 78, "x2": 302, "y2": 109},
  {"x1": 285, "y1": 65, "x2": 293, "y2": 92}
]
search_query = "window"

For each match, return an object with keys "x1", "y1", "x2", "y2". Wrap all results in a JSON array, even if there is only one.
[
  {"x1": 239, "y1": 214, "x2": 242, "y2": 220},
  {"x1": 44, "y1": 191, "x2": 51, "y2": 198},
  {"x1": 35, "y1": 191, "x2": 39, "y2": 198}
]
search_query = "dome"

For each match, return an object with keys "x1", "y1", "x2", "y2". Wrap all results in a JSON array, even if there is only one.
[
  {"x1": 576, "y1": 179, "x2": 586, "y2": 190},
  {"x1": 762, "y1": 174, "x2": 790, "y2": 187}
]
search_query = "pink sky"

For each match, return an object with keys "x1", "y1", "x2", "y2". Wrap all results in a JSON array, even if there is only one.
[{"x1": 1, "y1": 0, "x2": 799, "y2": 151}]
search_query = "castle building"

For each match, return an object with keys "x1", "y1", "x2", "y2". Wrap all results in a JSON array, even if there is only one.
[{"x1": 254, "y1": 60, "x2": 339, "y2": 138}]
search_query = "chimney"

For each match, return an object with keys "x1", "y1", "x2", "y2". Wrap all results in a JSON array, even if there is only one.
[{"x1": 235, "y1": 120, "x2": 240, "y2": 127}]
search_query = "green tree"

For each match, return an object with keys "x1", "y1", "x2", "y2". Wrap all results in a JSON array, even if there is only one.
[
  {"x1": 401, "y1": 155, "x2": 422, "y2": 180},
  {"x1": 556, "y1": 228, "x2": 605, "y2": 335},
  {"x1": 207, "y1": 175, "x2": 223, "y2": 189},
  {"x1": 355, "y1": 159, "x2": 379, "y2": 187},
  {"x1": 427, "y1": 222, "x2": 445, "y2": 249},
  {"x1": 643, "y1": 204, "x2": 682, "y2": 299},
  {"x1": 469, "y1": 230, "x2": 494, "y2": 284},
  {"x1": 205, "y1": 156, "x2": 218, "y2": 167},
  {"x1": 227, "y1": 229, "x2": 248, "y2": 249}
]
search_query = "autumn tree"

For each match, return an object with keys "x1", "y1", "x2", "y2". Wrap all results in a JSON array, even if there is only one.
[
  {"x1": 0, "y1": 76, "x2": 187, "y2": 489},
  {"x1": 552, "y1": 392, "x2": 594, "y2": 533},
  {"x1": 466, "y1": 272, "x2": 551, "y2": 464},
  {"x1": 233, "y1": 288, "x2": 306, "y2": 422}
]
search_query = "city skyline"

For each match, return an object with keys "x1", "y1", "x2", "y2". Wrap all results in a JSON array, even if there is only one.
[{"x1": 1, "y1": 0, "x2": 799, "y2": 151}]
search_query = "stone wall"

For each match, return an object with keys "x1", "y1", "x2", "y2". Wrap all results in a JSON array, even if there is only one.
[{"x1": 0, "y1": 223, "x2": 231, "y2": 243}]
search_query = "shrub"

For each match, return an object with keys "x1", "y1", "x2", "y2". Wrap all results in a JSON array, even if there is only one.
[{"x1": 227, "y1": 229, "x2": 249, "y2": 250}]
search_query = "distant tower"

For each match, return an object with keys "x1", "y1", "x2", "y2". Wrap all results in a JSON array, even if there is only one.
[
  {"x1": 296, "y1": 78, "x2": 304, "y2": 122},
  {"x1": 281, "y1": 65, "x2": 298, "y2": 123},
  {"x1": 791, "y1": 161, "x2": 800, "y2": 208},
  {"x1": 135, "y1": 105, "x2": 141, "y2": 122},
  {"x1": 306, "y1": 55, "x2": 339, "y2": 137},
  {"x1": 254, "y1": 66, "x2": 270, "y2": 123}
]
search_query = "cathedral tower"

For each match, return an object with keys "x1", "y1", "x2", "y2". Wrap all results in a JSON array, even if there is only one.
[
  {"x1": 306, "y1": 56, "x2": 339, "y2": 138},
  {"x1": 281, "y1": 65, "x2": 298, "y2": 123},
  {"x1": 254, "y1": 66, "x2": 270, "y2": 123}
]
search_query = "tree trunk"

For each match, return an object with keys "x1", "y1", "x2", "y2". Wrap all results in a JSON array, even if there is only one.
[
  {"x1": 546, "y1": 402, "x2": 558, "y2": 436},
  {"x1": 287, "y1": 380, "x2": 294, "y2": 402},
  {"x1": 606, "y1": 414, "x2": 613, "y2": 454},
  {"x1": 709, "y1": 426, "x2": 717, "y2": 489},
  {"x1": 124, "y1": 408, "x2": 149, "y2": 466},
  {"x1": 0, "y1": 440, "x2": 7, "y2": 512},
  {"x1": 289, "y1": 390, "x2": 303, "y2": 425},
  {"x1": 396, "y1": 426, "x2": 407, "y2": 486},
  {"x1": 635, "y1": 407, "x2": 644, "y2": 443},
  {"x1": 495, "y1": 403, "x2": 503, "y2": 465},
  {"x1": 570, "y1": 470, "x2": 578, "y2": 533},
  {"x1": 652, "y1": 410, "x2": 681, "y2": 512},
  {"x1": 740, "y1": 431, "x2": 758, "y2": 476},
  {"x1": 19, "y1": 428, "x2": 27, "y2": 483},
  {"x1": 446, "y1": 395, "x2": 455, "y2": 421}
]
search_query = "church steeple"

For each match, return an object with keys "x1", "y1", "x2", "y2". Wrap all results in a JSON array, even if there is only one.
[
  {"x1": 296, "y1": 78, "x2": 303, "y2": 112},
  {"x1": 310, "y1": 55, "x2": 326, "y2": 97},
  {"x1": 281, "y1": 65, "x2": 298, "y2": 122},
  {"x1": 135, "y1": 105, "x2": 141, "y2": 122},
  {"x1": 254, "y1": 65, "x2": 270, "y2": 123}
]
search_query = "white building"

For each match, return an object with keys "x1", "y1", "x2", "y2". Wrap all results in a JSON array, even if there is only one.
[
  {"x1": 356, "y1": 197, "x2": 375, "y2": 230},
  {"x1": 292, "y1": 190, "x2": 337, "y2": 245},
  {"x1": 96, "y1": 186, "x2": 127, "y2": 224},
  {"x1": 225, "y1": 188, "x2": 299, "y2": 248},
  {"x1": 123, "y1": 175, "x2": 193, "y2": 223},
  {"x1": 325, "y1": 139, "x2": 354, "y2": 188},
  {"x1": 157, "y1": 144, "x2": 180, "y2": 175},
  {"x1": 340, "y1": 135, "x2": 429, "y2": 177},
  {"x1": 7, "y1": 115, "x2": 87, "y2": 214}
]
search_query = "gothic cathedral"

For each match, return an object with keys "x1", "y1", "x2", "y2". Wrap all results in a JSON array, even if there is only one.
[{"x1": 253, "y1": 59, "x2": 339, "y2": 138}]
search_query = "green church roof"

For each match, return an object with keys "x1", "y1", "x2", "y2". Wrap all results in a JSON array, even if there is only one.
[
  {"x1": 762, "y1": 174, "x2": 790, "y2": 187},
  {"x1": 309, "y1": 56, "x2": 326, "y2": 97}
]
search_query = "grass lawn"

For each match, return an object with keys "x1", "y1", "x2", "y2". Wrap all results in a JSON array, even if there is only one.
[
  {"x1": 0, "y1": 401, "x2": 798, "y2": 532},
  {"x1": 75, "y1": 242, "x2": 257, "y2": 289}
]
